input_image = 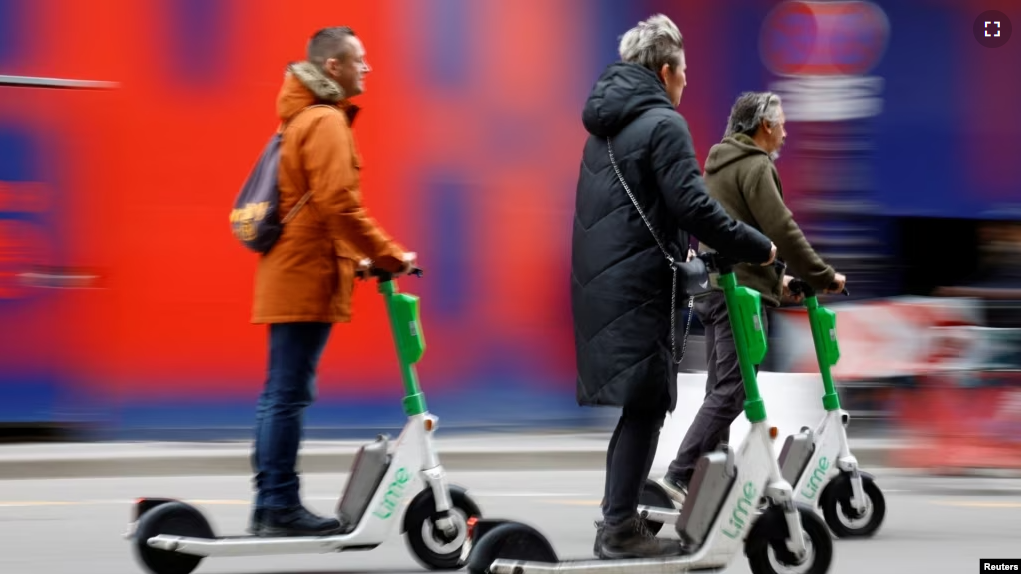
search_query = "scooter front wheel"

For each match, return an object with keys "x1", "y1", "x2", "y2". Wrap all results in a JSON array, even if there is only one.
[
  {"x1": 821, "y1": 473, "x2": 886, "y2": 538},
  {"x1": 746, "y1": 502, "x2": 832, "y2": 574},
  {"x1": 404, "y1": 485, "x2": 482, "y2": 570}
]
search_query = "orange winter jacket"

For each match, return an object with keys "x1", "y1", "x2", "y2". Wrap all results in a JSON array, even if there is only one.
[{"x1": 251, "y1": 61, "x2": 406, "y2": 324}]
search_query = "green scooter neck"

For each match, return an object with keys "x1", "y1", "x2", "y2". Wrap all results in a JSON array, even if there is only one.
[
  {"x1": 785, "y1": 277, "x2": 846, "y2": 412},
  {"x1": 801, "y1": 293, "x2": 842, "y2": 411},
  {"x1": 372, "y1": 272, "x2": 428, "y2": 417},
  {"x1": 717, "y1": 271, "x2": 769, "y2": 423}
]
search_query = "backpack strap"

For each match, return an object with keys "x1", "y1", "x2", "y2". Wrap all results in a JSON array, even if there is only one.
[{"x1": 278, "y1": 104, "x2": 341, "y2": 224}]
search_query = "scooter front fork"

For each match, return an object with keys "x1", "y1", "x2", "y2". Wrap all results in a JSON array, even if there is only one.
[
  {"x1": 838, "y1": 456, "x2": 868, "y2": 514},
  {"x1": 765, "y1": 481, "x2": 808, "y2": 558},
  {"x1": 420, "y1": 415, "x2": 457, "y2": 536}
]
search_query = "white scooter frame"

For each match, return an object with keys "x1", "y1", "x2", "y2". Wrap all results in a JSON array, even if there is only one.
[
  {"x1": 466, "y1": 255, "x2": 834, "y2": 574},
  {"x1": 126, "y1": 268, "x2": 483, "y2": 574}
]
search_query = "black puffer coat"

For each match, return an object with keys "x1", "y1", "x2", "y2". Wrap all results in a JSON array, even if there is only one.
[{"x1": 571, "y1": 62, "x2": 773, "y2": 413}]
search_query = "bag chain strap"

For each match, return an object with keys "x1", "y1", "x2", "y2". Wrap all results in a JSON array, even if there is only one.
[{"x1": 606, "y1": 137, "x2": 693, "y2": 366}]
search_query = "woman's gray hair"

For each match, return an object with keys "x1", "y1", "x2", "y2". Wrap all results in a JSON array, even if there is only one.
[
  {"x1": 723, "y1": 92, "x2": 783, "y2": 138},
  {"x1": 618, "y1": 14, "x2": 684, "y2": 72}
]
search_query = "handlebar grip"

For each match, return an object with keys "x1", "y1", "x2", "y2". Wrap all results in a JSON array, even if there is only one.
[
  {"x1": 787, "y1": 279, "x2": 848, "y2": 297},
  {"x1": 358, "y1": 266, "x2": 424, "y2": 281}
]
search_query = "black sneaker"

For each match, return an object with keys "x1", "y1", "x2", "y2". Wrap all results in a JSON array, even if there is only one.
[
  {"x1": 599, "y1": 517, "x2": 683, "y2": 559},
  {"x1": 254, "y1": 505, "x2": 346, "y2": 537},
  {"x1": 656, "y1": 475, "x2": 689, "y2": 505},
  {"x1": 593, "y1": 520, "x2": 604, "y2": 557}
]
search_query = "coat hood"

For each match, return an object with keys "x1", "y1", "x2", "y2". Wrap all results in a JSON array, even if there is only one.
[
  {"x1": 581, "y1": 62, "x2": 675, "y2": 138},
  {"x1": 703, "y1": 133, "x2": 769, "y2": 175},
  {"x1": 276, "y1": 61, "x2": 359, "y2": 124}
]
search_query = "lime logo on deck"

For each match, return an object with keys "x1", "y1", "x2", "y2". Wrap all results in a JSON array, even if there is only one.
[
  {"x1": 800, "y1": 456, "x2": 830, "y2": 499},
  {"x1": 372, "y1": 467, "x2": 411, "y2": 519},
  {"x1": 722, "y1": 481, "x2": 757, "y2": 539}
]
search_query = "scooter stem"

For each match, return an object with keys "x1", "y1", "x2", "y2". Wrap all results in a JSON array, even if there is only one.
[
  {"x1": 378, "y1": 278, "x2": 428, "y2": 416},
  {"x1": 804, "y1": 295, "x2": 842, "y2": 412},
  {"x1": 719, "y1": 271, "x2": 768, "y2": 424}
]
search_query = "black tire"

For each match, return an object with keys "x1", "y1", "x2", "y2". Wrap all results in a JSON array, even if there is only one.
[
  {"x1": 404, "y1": 486, "x2": 482, "y2": 570},
  {"x1": 638, "y1": 478, "x2": 676, "y2": 535},
  {"x1": 467, "y1": 522, "x2": 558, "y2": 574},
  {"x1": 747, "y1": 502, "x2": 833, "y2": 574},
  {"x1": 131, "y1": 501, "x2": 215, "y2": 574},
  {"x1": 822, "y1": 474, "x2": 886, "y2": 538}
]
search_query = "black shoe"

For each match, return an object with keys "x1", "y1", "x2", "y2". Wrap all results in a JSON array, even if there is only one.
[
  {"x1": 656, "y1": 475, "x2": 689, "y2": 505},
  {"x1": 599, "y1": 517, "x2": 684, "y2": 559},
  {"x1": 593, "y1": 520, "x2": 604, "y2": 557},
  {"x1": 247, "y1": 508, "x2": 264, "y2": 536},
  {"x1": 254, "y1": 505, "x2": 345, "y2": 537}
]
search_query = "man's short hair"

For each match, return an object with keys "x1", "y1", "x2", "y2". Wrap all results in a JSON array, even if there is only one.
[
  {"x1": 724, "y1": 92, "x2": 783, "y2": 138},
  {"x1": 618, "y1": 14, "x2": 684, "y2": 73},
  {"x1": 307, "y1": 27, "x2": 357, "y2": 68}
]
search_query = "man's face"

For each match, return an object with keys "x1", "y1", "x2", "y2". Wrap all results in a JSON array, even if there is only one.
[
  {"x1": 660, "y1": 50, "x2": 687, "y2": 108},
  {"x1": 325, "y1": 36, "x2": 371, "y2": 98},
  {"x1": 766, "y1": 106, "x2": 787, "y2": 155}
]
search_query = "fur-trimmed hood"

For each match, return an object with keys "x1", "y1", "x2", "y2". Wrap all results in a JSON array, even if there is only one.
[{"x1": 277, "y1": 61, "x2": 358, "y2": 123}]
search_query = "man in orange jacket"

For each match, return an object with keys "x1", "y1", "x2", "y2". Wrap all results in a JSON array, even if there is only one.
[{"x1": 249, "y1": 26, "x2": 417, "y2": 537}]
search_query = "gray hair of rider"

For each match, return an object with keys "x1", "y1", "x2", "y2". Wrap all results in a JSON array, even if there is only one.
[
  {"x1": 723, "y1": 92, "x2": 783, "y2": 139},
  {"x1": 618, "y1": 14, "x2": 684, "y2": 73}
]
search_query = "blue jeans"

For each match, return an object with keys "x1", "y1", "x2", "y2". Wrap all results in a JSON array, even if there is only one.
[{"x1": 252, "y1": 322, "x2": 333, "y2": 510}]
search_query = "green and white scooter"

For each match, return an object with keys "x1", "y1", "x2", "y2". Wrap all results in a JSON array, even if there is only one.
[
  {"x1": 775, "y1": 277, "x2": 886, "y2": 536},
  {"x1": 126, "y1": 267, "x2": 483, "y2": 574},
  {"x1": 636, "y1": 275, "x2": 886, "y2": 539},
  {"x1": 465, "y1": 253, "x2": 834, "y2": 574}
]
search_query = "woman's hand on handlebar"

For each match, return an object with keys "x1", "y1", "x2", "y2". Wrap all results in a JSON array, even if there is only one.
[{"x1": 782, "y1": 275, "x2": 805, "y2": 304}]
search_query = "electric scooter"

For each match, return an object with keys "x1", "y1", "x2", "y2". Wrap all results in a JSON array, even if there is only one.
[
  {"x1": 634, "y1": 277, "x2": 885, "y2": 540},
  {"x1": 126, "y1": 267, "x2": 483, "y2": 574},
  {"x1": 464, "y1": 253, "x2": 834, "y2": 574},
  {"x1": 774, "y1": 278, "x2": 886, "y2": 537}
]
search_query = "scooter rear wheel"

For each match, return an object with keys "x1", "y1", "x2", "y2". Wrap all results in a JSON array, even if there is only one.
[
  {"x1": 131, "y1": 501, "x2": 214, "y2": 574},
  {"x1": 467, "y1": 521, "x2": 558, "y2": 574},
  {"x1": 639, "y1": 478, "x2": 675, "y2": 535}
]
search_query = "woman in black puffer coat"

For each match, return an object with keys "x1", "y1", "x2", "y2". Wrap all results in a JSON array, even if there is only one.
[{"x1": 571, "y1": 14, "x2": 775, "y2": 560}]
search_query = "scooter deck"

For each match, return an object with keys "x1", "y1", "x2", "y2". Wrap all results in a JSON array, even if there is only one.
[
  {"x1": 144, "y1": 532, "x2": 383, "y2": 556},
  {"x1": 490, "y1": 552, "x2": 728, "y2": 574}
]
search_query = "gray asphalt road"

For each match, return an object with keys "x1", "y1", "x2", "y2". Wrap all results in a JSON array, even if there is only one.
[{"x1": 1, "y1": 469, "x2": 1020, "y2": 574}]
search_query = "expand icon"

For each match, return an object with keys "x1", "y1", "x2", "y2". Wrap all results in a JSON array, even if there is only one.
[{"x1": 759, "y1": 0, "x2": 890, "y2": 122}]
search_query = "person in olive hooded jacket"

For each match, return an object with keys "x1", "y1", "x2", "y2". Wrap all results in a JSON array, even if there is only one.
[
  {"x1": 655, "y1": 91, "x2": 846, "y2": 505},
  {"x1": 572, "y1": 16, "x2": 777, "y2": 559}
]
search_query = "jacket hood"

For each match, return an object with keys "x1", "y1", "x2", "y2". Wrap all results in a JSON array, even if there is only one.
[
  {"x1": 581, "y1": 62, "x2": 675, "y2": 138},
  {"x1": 703, "y1": 133, "x2": 769, "y2": 175},
  {"x1": 276, "y1": 61, "x2": 359, "y2": 124}
]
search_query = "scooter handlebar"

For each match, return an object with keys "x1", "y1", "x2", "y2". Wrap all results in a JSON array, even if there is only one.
[
  {"x1": 356, "y1": 266, "x2": 424, "y2": 282},
  {"x1": 787, "y1": 278, "x2": 849, "y2": 298}
]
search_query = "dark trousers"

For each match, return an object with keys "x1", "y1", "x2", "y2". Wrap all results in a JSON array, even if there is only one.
[
  {"x1": 601, "y1": 407, "x2": 666, "y2": 527},
  {"x1": 252, "y1": 322, "x2": 333, "y2": 510},
  {"x1": 667, "y1": 291, "x2": 766, "y2": 483}
]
